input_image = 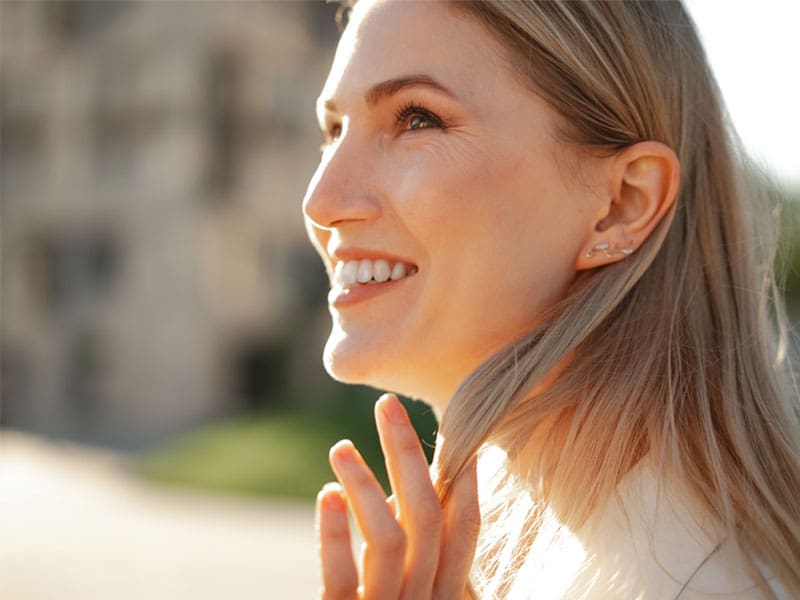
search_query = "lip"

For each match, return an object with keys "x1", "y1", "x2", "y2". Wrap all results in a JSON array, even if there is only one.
[
  {"x1": 327, "y1": 246, "x2": 419, "y2": 270},
  {"x1": 325, "y1": 245, "x2": 419, "y2": 308},
  {"x1": 328, "y1": 274, "x2": 415, "y2": 308}
]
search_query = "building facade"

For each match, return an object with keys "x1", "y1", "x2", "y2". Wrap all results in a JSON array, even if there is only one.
[{"x1": 1, "y1": 0, "x2": 339, "y2": 447}]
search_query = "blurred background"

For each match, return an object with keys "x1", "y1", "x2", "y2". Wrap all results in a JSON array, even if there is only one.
[{"x1": 0, "y1": 1, "x2": 797, "y2": 599}]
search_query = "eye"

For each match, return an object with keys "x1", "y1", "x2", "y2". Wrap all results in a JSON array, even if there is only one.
[
  {"x1": 395, "y1": 102, "x2": 446, "y2": 133},
  {"x1": 408, "y1": 114, "x2": 433, "y2": 130},
  {"x1": 319, "y1": 123, "x2": 342, "y2": 151}
]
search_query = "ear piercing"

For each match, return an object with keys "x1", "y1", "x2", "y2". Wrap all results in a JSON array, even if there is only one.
[{"x1": 586, "y1": 240, "x2": 636, "y2": 258}]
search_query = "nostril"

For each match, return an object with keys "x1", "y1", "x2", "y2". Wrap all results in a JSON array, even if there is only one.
[
  {"x1": 302, "y1": 147, "x2": 382, "y2": 228},
  {"x1": 303, "y1": 192, "x2": 383, "y2": 229}
]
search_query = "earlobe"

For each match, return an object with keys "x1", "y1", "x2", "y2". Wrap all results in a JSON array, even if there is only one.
[
  {"x1": 585, "y1": 240, "x2": 636, "y2": 258},
  {"x1": 576, "y1": 140, "x2": 680, "y2": 271}
]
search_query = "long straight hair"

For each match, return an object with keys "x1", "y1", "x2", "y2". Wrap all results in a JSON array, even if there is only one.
[{"x1": 425, "y1": 1, "x2": 800, "y2": 597}]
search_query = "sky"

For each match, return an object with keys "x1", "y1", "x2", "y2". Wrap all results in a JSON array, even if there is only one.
[{"x1": 685, "y1": 0, "x2": 800, "y2": 186}]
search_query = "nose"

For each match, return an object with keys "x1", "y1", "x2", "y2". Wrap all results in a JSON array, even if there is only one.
[{"x1": 302, "y1": 134, "x2": 382, "y2": 230}]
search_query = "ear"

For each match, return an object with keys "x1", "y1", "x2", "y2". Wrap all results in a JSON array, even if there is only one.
[{"x1": 575, "y1": 140, "x2": 680, "y2": 270}]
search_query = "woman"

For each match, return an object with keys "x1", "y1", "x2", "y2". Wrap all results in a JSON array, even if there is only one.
[{"x1": 302, "y1": 1, "x2": 800, "y2": 598}]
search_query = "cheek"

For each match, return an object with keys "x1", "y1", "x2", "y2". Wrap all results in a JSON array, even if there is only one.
[
  {"x1": 478, "y1": 149, "x2": 590, "y2": 267},
  {"x1": 396, "y1": 147, "x2": 580, "y2": 329},
  {"x1": 388, "y1": 147, "x2": 478, "y2": 224},
  {"x1": 384, "y1": 143, "x2": 508, "y2": 248},
  {"x1": 385, "y1": 142, "x2": 585, "y2": 294}
]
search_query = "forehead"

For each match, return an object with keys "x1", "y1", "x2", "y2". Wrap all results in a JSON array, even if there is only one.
[{"x1": 319, "y1": 0, "x2": 510, "y2": 109}]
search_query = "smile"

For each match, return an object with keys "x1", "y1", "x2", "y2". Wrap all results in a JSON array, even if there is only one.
[{"x1": 332, "y1": 258, "x2": 418, "y2": 289}]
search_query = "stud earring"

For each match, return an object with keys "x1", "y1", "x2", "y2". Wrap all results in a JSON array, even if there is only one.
[
  {"x1": 586, "y1": 240, "x2": 636, "y2": 258},
  {"x1": 619, "y1": 242, "x2": 635, "y2": 255}
]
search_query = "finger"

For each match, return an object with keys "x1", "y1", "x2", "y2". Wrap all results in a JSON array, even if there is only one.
[
  {"x1": 316, "y1": 483, "x2": 358, "y2": 600},
  {"x1": 386, "y1": 494, "x2": 399, "y2": 518},
  {"x1": 329, "y1": 439, "x2": 405, "y2": 599},
  {"x1": 375, "y1": 394, "x2": 442, "y2": 598},
  {"x1": 433, "y1": 457, "x2": 480, "y2": 598}
]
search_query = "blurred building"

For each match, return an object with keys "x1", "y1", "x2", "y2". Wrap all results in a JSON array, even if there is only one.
[{"x1": 1, "y1": 0, "x2": 340, "y2": 448}]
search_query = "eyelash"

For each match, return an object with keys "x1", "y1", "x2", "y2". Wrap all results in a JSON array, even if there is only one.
[
  {"x1": 320, "y1": 127, "x2": 341, "y2": 151},
  {"x1": 394, "y1": 101, "x2": 446, "y2": 132},
  {"x1": 319, "y1": 101, "x2": 447, "y2": 151}
]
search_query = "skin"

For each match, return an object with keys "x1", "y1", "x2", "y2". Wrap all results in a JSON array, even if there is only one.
[
  {"x1": 303, "y1": 0, "x2": 604, "y2": 409},
  {"x1": 305, "y1": 1, "x2": 680, "y2": 598},
  {"x1": 317, "y1": 394, "x2": 479, "y2": 600}
]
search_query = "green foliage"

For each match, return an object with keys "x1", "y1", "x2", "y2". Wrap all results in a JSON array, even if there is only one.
[
  {"x1": 130, "y1": 386, "x2": 438, "y2": 502},
  {"x1": 779, "y1": 199, "x2": 800, "y2": 311}
]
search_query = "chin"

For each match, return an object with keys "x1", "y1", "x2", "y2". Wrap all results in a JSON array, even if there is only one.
[
  {"x1": 323, "y1": 326, "x2": 376, "y2": 376},
  {"x1": 324, "y1": 334, "x2": 396, "y2": 389},
  {"x1": 322, "y1": 328, "x2": 432, "y2": 402},
  {"x1": 322, "y1": 343, "x2": 371, "y2": 386}
]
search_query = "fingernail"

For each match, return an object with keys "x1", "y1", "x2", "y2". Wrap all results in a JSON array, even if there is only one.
[
  {"x1": 320, "y1": 483, "x2": 346, "y2": 511},
  {"x1": 330, "y1": 439, "x2": 357, "y2": 464},
  {"x1": 379, "y1": 394, "x2": 408, "y2": 426}
]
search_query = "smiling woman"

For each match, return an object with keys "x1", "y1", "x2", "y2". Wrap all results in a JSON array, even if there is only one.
[
  {"x1": 306, "y1": 4, "x2": 594, "y2": 404},
  {"x1": 302, "y1": 1, "x2": 800, "y2": 599}
]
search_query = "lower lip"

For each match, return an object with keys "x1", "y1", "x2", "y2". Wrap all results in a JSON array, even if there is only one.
[{"x1": 328, "y1": 276, "x2": 414, "y2": 308}]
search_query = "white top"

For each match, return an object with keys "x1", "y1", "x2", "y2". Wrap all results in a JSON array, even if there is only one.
[{"x1": 478, "y1": 449, "x2": 789, "y2": 599}]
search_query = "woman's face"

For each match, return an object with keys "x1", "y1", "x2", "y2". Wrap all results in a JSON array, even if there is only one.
[{"x1": 303, "y1": 0, "x2": 600, "y2": 408}]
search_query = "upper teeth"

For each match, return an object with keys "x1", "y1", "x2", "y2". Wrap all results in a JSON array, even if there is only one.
[{"x1": 333, "y1": 259, "x2": 417, "y2": 288}]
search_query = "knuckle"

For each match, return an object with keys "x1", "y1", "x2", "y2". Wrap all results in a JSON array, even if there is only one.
[
  {"x1": 415, "y1": 497, "x2": 444, "y2": 530},
  {"x1": 321, "y1": 579, "x2": 356, "y2": 600},
  {"x1": 344, "y1": 464, "x2": 372, "y2": 486},
  {"x1": 396, "y1": 430, "x2": 424, "y2": 453},
  {"x1": 449, "y1": 496, "x2": 480, "y2": 539},
  {"x1": 378, "y1": 522, "x2": 407, "y2": 555},
  {"x1": 323, "y1": 529, "x2": 351, "y2": 547},
  {"x1": 319, "y1": 525, "x2": 350, "y2": 547},
  {"x1": 321, "y1": 573, "x2": 357, "y2": 598},
  {"x1": 431, "y1": 590, "x2": 462, "y2": 600},
  {"x1": 460, "y1": 503, "x2": 481, "y2": 538}
]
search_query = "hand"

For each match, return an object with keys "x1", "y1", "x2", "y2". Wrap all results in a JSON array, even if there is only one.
[{"x1": 315, "y1": 394, "x2": 480, "y2": 600}]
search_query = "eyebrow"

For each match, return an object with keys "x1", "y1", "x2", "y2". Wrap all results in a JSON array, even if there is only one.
[{"x1": 320, "y1": 74, "x2": 458, "y2": 114}]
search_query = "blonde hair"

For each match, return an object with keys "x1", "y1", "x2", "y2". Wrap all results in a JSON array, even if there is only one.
[{"x1": 421, "y1": 1, "x2": 800, "y2": 597}]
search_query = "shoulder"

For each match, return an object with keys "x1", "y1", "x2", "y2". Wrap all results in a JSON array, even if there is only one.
[
  {"x1": 576, "y1": 459, "x2": 784, "y2": 600},
  {"x1": 670, "y1": 543, "x2": 787, "y2": 599},
  {"x1": 676, "y1": 549, "x2": 791, "y2": 600}
]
